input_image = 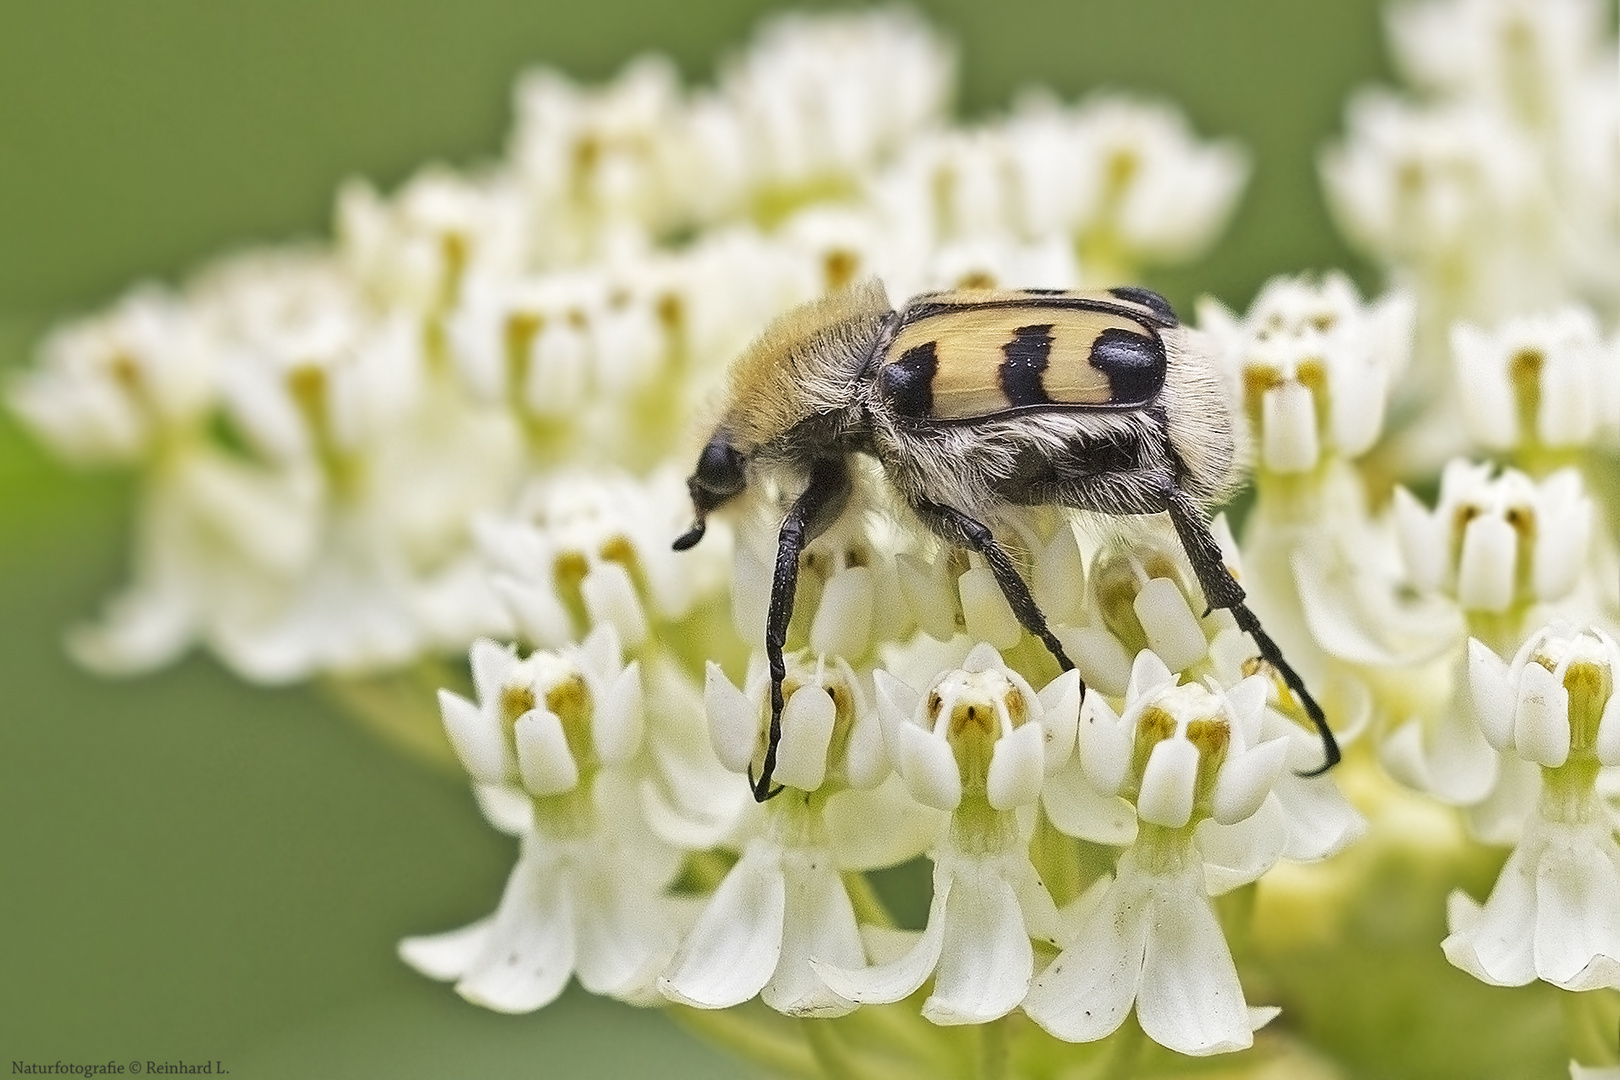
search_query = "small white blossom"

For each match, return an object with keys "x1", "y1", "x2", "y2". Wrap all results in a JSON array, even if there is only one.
[
  {"x1": 1392, "y1": 461, "x2": 1592, "y2": 615},
  {"x1": 8, "y1": 287, "x2": 212, "y2": 465},
  {"x1": 662, "y1": 654, "x2": 893, "y2": 1016},
  {"x1": 1443, "y1": 625, "x2": 1620, "y2": 990},
  {"x1": 1200, "y1": 273, "x2": 1413, "y2": 475},
  {"x1": 403, "y1": 628, "x2": 684, "y2": 1012},
  {"x1": 337, "y1": 168, "x2": 529, "y2": 310},
  {"x1": 1451, "y1": 306, "x2": 1615, "y2": 451},
  {"x1": 816, "y1": 644, "x2": 1076, "y2": 1024},
  {"x1": 1026, "y1": 652, "x2": 1288, "y2": 1055},
  {"x1": 475, "y1": 468, "x2": 718, "y2": 651}
]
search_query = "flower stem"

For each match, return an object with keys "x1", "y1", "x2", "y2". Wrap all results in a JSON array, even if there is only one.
[
  {"x1": 1563, "y1": 988, "x2": 1620, "y2": 1067},
  {"x1": 670, "y1": 1004, "x2": 821, "y2": 1079},
  {"x1": 977, "y1": 1015, "x2": 1009, "y2": 1080}
]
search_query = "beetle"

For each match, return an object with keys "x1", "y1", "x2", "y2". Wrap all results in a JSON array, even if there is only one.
[{"x1": 674, "y1": 278, "x2": 1338, "y2": 800}]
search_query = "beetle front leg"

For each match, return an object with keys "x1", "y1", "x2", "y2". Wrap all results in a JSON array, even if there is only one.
[{"x1": 755, "y1": 457, "x2": 851, "y2": 802}]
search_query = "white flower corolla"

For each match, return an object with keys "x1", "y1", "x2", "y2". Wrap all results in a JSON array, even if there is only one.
[
  {"x1": 1026, "y1": 651, "x2": 1288, "y2": 1056},
  {"x1": 1385, "y1": 0, "x2": 1608, "y2": 131},
  {"x1": 474, "y1": 468, "x2": 717, "y2": 652},
  {"x1": 1443, "y1": 624, "x2": 1620, "y2": 991},
  {"x1": 731, "y1": 486, "x2": 915, "y2": 663},
  {"x1": 8, "y1": 286, "x2": 212, "y2": 465},
  {"x1": 662, "y1": 652, "x2": 895, "y2": 1017},
  {"x1": 404, "y1": 627, "x2": 685, "y2": 1012},
  {"x1": 508, "y1": 56, "x2": 687, "y2": 257},
  {"x1": 1392, "y1": 460, "x2": 1592, "y2": 618},
  {"x1": 814, "y1": 645, "x2": 1074, "y2": 1024},
  {"x1": 896, "y1": 517, "x2": 1085, "y2": 660},
  {"x1": 1056, "y1": 94, "x2": 1249, "y2": 273},
  {"x1": 717, "y1": 8, "x2": 953, "y2": 200},
  {"x1": 869, "y1": 93, "x2": 1246, "y2": 281},
  {"x1": 1059, "y1": 525, "x2": 1237, "y2": 700},
  {"x1": 1451, "y1": 306, "x2": 1614, "y2": 452},
  {"x1": 337, "y1": 168, "x2": 529, "y2": 311},
  {"x1": 446, "y1": 266, "x2": 673, "y2": 425},
  {"x1": 1321, "y1": 94, "x2": 1546, "y2": 307},
  {"x1": 1199, "y1": 273, "x2": 1413, "y2": 476}
]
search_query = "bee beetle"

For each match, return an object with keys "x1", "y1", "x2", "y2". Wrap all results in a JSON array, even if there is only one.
[{"x1": 675, "y1": 279, "x2": 1339, "y2": 800}]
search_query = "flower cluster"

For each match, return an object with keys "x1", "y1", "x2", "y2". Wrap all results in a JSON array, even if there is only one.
[
  {"x1": 13, "y1": 1, "x2": 1620, "y2": 1077},
  {"x1": 7, "y1": 9, "x2": 1246, "y2": 688}
]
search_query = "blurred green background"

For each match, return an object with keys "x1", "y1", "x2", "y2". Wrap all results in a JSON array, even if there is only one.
[{"x1": 0, "y1": 1, "x2": 1384, "y2": 1076}]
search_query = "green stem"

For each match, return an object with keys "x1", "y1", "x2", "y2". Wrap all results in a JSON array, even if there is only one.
[
  {"x1": 670, "y1": 1005, "x2": 821, "y2": 1080},
  {"x1": 1097, "y1": 1021, "x2": 1145, "y2": 1080},
  {"x1": 803, "y1": 1018, "x2": 891, "y2": 1080},
  {"x1": 978, "y1": 1015, "x2": 1009, "y2": 1080},
  {"x1": 1563, "y1": 988, "x2": 1620, "y2": 1067},
  {"x1": 844, "y1": 870, "x2": 895, "y2": 929}
]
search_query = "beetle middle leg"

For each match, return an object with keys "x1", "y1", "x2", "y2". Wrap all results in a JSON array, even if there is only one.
[
  {"x1": 914, "y1": 500, "x2": 1078, "y2": 675},
  {"x1": 754, "y1": 456, "x2": 852, "y2": 802}
]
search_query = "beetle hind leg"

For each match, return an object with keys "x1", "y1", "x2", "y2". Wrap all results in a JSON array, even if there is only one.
[{"x1": 1165, "y1": 490, "x2": 1341, "y2": 776}]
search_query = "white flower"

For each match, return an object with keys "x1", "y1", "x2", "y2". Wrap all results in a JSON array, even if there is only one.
[
  {"x1": 509, "y1": 56, "x2": 689, "y2": 258},
  {"x1": 813, "y1": 645, "x2": 1075, "y2": 1024},
  {"x1": 1386, "y1": 0, "x2": 1607, "y2": 128},
  {"x1": 1199, "y1": 272, "x2": 1413, "y2": 475},
  {"x1": 897, "y1": 518, "x2": 1085, "y2": 658},
  {"x1": 718, "y1": 8, "x2": 954, "y2": 196},
  {"x1": 1443, "y1": 625, "x2": 1620, "y2": 990},
  {"x1": 869, "y1": 93, "x2": 1247, "y2": 281},
  {"x1": 1392, "y1": 460, "x2": 1592, "y2": 615},
  {"x1": 731, "y1": 488, "x2": 913, "y2": 664},
  {"x1": 1026, "y1": 651, "x2": 1288, "y2": 1055},
  {"x1": 337, "y1": 168, "x2": 529, "y2": 310},
  {"x1": 1321, "y1": 94, "x2": 1547, "y2": 310},
  {"x1": 475, "y1": 468, "x2": 718, "y2": 651},
  {"x1": 1451, "y1": 306, "x2": 1614, "y2": 450},
  {"x1": 662, "y1": 654, "x2": 896, "y2": 1016},
  {"x1": 8, "y1": 286, "x2": 212, "y2": 465},
  {"x1": 1057, "y1": 94, "x2": 1249, "y2": 272},
  {"x1": 403, "y1": 627, "x2": 685, "y2": 1012}
]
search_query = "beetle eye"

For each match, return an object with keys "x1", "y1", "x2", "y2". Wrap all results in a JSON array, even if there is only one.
[{"x1": 694, "y1": 438, "x2": 747, "y2": 498}]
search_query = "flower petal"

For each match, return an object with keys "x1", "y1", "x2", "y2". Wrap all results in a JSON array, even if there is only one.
[
  {"x1": 762, "y1": 847, "x2": 862, "y2": 1016},
  {"x1": 1533, "y1": 824, "x2": 1620, "y2": 990},
  {"x1": 514, "y1": 710, "x2": 580, "y2": 797},
  {"x1": 1467, "y1": 638, "x2": 1514, "y2": 752},
  {"x1": 810, "y1": 565, "x2": 874, "y2": 658},
  {"x1": 1024, "y1": 864, "x2": 1149, "y2": 1043},
  {"x1": 815, "y1": 871, "x2": 951, "y2": 1004},
  {"x1": 705, "y1": 662, "x2": 758, "y2": 774},
  {"x1": 1514, "y1": 660, "x2": 1571, "y2": 768},
  {"x1": 960, "y1": 567, "x2": 1023, "y2": 650},
  {"x1": 1136, "y1": 862, "x2": 1254, "y2": 1055},
  {"x1": 440, "y1": 688, "x2": 512, "y2": 786},
  {"x1": 1138, "y1": 738, "x2": 1199, "y2": 829},
  {"x1": 898, "y1": 723, "x2": 963, "y2": 811},
  {"x1": 987, "y1": 721, "x2": 1046, "y2": 810},
  {"x1": 572, "y1": 862, "x2": 678, "y2": 1000},
  {"x1": 456, "y1": 851, "x2": 577, "y2": 1013},
  {"x1": 592, "y1": 660, "x2": 644, "y2": 768},
  {"x1": 1134, "y1": 577, "x2": 1208, "y2": 673},
  {"x1": 1076, "y1": 692, "x2": 1132, "y2": 797},
  {"x1": 582, "y1": 561, "x2": 648, "y2": 649},
  {"x1": 399, "y1": 917, "x2": 494, "y2": 981},
  {"x1": 775, "y1": 683, "x2": 836, "y2": 792},
  {"x1": 1042, "y1": 758, "x2": 1138, "y2": 845},
  {"x1": 1210, "y1": 736, "x2": 1288, "y2": 826},
  {"x1": 924, "y1": 861, "x2": 1033, "y2": 1024},
  {"x1": 660, "y1": 841, "x2": 787, "y2": 1009}
]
